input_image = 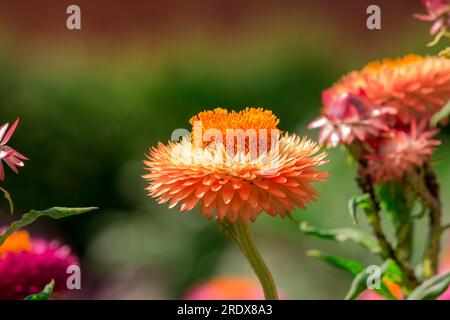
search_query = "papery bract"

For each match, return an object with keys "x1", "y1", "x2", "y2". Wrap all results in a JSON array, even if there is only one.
[
  {"x1": 364, "y1": 120, "x2": 440, "y2": 183},
  {"x1": 308, "y1": 90, "x2": 396, "y2": 147},
  {"x1": 414, "y1": 0, "x2": 450, "y2": 36},
  {"x1": 0, "y1": 118, "x2": 28, "y2": 181}
]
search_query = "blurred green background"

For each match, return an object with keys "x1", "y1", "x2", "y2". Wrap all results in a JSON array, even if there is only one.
[{"x1": 0, "y1": 0, "x2": 449, "y2": 299}]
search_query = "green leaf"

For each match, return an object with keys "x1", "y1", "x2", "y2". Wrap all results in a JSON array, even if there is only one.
[
  {"x1": 440, "y1": 47, "x2": 450, "y2": 59},
  {"x1": 345, "y1": 269, "x2": 372, "y2": 300},
  {"x1": 0, "y1": 186, "x2": 14, "y2": 214},
  {"x1": 408, "y1": 271, "x2": 450, "y2": 300},
  {"x1": 376, "y1": 183, "x2": 411, "y2": 226},
  {"x1": 0, "y1": 207, "x2": 98, "y2": 246},
  {"x1": 348, "y1": 194, "x2": 371, "y2": 224},
  {"x1": 345, "y1": 260, "x2": 400, "y2": 300},
  {"x1": 306, "y1": 250, "x2": 364, "y2": 276},
  {"x1": 299, "y1": 222, "x2": 381, "y2": 254},
  {"x1": 24, "y1": 280, "x2": 55, "y2": 300},
  {"x1": 431, "y1": 99, "x2": 450, "y2": 128},
  {"x1": 382, "y1": 259, "x2": 404, "y2": 285}
]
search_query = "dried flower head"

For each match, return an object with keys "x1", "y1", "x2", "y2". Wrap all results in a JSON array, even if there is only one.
[
  {"x1": 144, "y1": 108, "x2": 328, "y2": 223},
  {"x1": 364, "y1": 120, "x2": 441, "y2": 183},
  {"x1": 328, "y1": 55, "x2": 450, "y2": 123}
]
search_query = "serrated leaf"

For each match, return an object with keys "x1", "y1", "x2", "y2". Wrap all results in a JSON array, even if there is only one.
[
  {"x1": 24, "y1": 280, "x2": 55, "y2": 300},
  {"x1": 0, "y1": 207, "x2": 98, "y2": 246},
  {"x1": 0, "y1": 186, "x2": 14, "y2": 214},
  {"x1": 348, "y1": 194, "x2": 371, "y2": 224},
  {"x1": 306, "y1": 250, "x2": 364, "y2": 276},
  {"x1": 408, "y1": 271, "x2": 450, "y2": 300},
  {"x1": 299, "y1": 222, "x2": 381, "y2": 254}
]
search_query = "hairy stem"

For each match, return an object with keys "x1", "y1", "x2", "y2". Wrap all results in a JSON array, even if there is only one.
[
  {"x1": 411, "y1": 164, "x2": 442, "y2": 279},
  {"x1": 357, "y1": 173, "x2": 419, "y2": 290}
]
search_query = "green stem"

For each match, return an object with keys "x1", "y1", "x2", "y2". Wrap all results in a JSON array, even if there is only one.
[
  {"x1": 233, "y1": 219, "x2": 279, "y2": 300},
  {"x1": 411, "y1": 165, "x2": 442, "y2": 279},
  {"x1": 357, "y1": 173, "x2": 419, "y2": 290}
]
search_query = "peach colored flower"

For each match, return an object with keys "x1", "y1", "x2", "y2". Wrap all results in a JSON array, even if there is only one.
[
  {"x1": 143, "y1": 108, "x2": 328, "y2": 223},
  {"x1": 328, "y1": 55, "x2": 450, "y2": 123},
  {"x1": 0, "y1": 118, "x2": 28, "y2": 181},
  {"x1": 308, "y1": 90, "x2": 396, "y2": 147},
  {"x1": 184, "y1": 277, "x2": 265, "y2": 300},
  {"x1": 364, "y1": 120, "x2": 440, "y2": 183}
]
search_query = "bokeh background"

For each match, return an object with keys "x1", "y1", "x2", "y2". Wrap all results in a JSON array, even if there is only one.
[{"x1": 0, "y1": 0, "x2": 449, "y2": 299}]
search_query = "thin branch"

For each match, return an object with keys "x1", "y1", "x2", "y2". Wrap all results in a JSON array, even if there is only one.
[
  {"x1": 357, "y1": 172, "x2": 419, "y2": 289},
  {"x1": 409, "y1": 164, "x2": 442, "y2": 279}
]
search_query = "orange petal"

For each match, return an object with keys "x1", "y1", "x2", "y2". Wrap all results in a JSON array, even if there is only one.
[
  {"x1": 239, "y1": 183, "x2": 250, "y2": 201},
  {"x1": 203, "y1": 190, "x2": 218, "y2": 207},
  {"x1": 221, "y1": 183, "x2": 235, "y2": 205},
  {"x1": 248, "y1": 185, "x2": 259, "y2": 208}
]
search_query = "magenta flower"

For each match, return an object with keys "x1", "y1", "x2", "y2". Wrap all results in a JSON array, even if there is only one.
[
  {"x1": 308, "y1": 90, "x2": 396, "y2": 147},
  {"x1": 414, "y1": 0, "x2": 450, "y2": 36},
  {"x1": 0, "y1": 118, "x2": 28, "y2": 181},
  {"x1": 0, "y1": 230, "x2": 78, "y2": 300}
]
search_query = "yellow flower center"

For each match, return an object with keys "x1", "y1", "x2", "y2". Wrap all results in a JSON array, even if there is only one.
[
  {"x1": 0, "y1": 230, "x2": 32, "y2": 256},
  {"x1": 189, "y1": 108, "x2": 280, "y2": 150},
  {"x1": 363, "y1": 54, "x2": 424, "y2": 72},
  {"x1": 190, "y1": 107, "x2": 279, "y2": 134}
]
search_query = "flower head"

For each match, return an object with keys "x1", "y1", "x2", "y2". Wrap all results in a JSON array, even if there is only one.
[
  {"x1": 364, "y1": 120, "x2": 440, "y2": 183},
  {"x1": 0, "y1": 118, "x2": 28, "y2": 181},
  {"x1": 308, "y1": 90, "x2": 396, "y2": 147},
  {"x1": 143, "y1": 108, "x2": 328, "y2": 223},
  {"x1": 0, "y1": 230, "x2": 78, "y2": 299},
  {"x1": 184, "y1": 276, "x2": 265, "y2": 300},
  {"x1": 414, "y1": 0, "x2": 450, "y2": 36},
  {"x1": 328, "y1": 55, "x2": 450, "y2": 123}
]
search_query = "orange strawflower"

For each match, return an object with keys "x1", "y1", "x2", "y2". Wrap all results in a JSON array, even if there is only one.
[
  {"x1": 0, "y1": 230, "x2": 32, "y2": 256},
  {"x1": 143, "y1": 108, "x2": 328, "y2": 223},
  {"x1": 184, "y1": 277, "x2": 265, "y2": 300},
  {"x1": 328, "y1": 55, "x2": 450, "y2": 123}
]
